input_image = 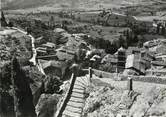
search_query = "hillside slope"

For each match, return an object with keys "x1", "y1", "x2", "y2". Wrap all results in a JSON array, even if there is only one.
[{"x1": 1, "y1": 0, "x2": 160, "y2": 10}]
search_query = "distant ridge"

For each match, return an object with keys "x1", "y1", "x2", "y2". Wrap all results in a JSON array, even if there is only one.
[
  {"x1": 1, "y1": 0, "x2": 155, "y2": 10},
  {"x1": 1, "y1": 0, "x2": 166, "y2": 14}
]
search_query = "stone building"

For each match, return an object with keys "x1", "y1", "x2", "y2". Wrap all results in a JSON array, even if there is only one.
[
  {"x1": 117, "y1": 47, "x2": 126, "y2": 73},
  {"x1": 125, "y1": 54, "x2": 146, "y2": 75}
]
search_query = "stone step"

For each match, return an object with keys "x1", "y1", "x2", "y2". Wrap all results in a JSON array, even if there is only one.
[
  {"x1": 62, "y1": 114, "x2": 73, "y2": 117},
  {"x1": 75, "y1": 79, "x2": 86, "y2": 85},
  {"x1": 62, "y1": 114, "x2": 72, "y2": 117},
  {"x1": 63, "y1": 110, "x2": 81, "y2": 117},
  {"x1": 72, "y1": 88, "x2": 84, "y2": 94},
  {"x1": 71, "y1": 92, "x2": 85, "y2": 98},
  {"x1": 75, "y1": 80, "x2": 87, "y2": 87},
  {"x1": 73, "y1": 86, "x2": 85, "y2": 90},
  {"x1": 73, "y1": 85, "x2": 85, "y2": 91},
  {"x1": 69, "y1": 97, "x2": 84, "y2": 103},
  {"x1": 65, "y1": 106, "x2": 82, "y2": 113},
  {"x1": 68, "y1": 99, "x2": 84, "y2": 105},
  {"x1": 84, "y1": 75, "x2": 90, "y2": 82},
  {"x1": 85, "y1": 76, "x2": 91, "y2": 85},
  {"x1": 77, "y1": 76, "x2": 89, "y2": 85},
  {"x1": 74, "y1": 83, "x2": 86, "y2": 89},
  {"x1": 67, "y1": 101, "x2": 84, "y2": 108},
  {"x1": 77, "y1": 77, "x2": 88, "y2": 83}
]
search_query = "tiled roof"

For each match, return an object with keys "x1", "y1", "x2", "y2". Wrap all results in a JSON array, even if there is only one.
[
  {"x1": 101, "y1": 54, "x2": 117, "y2": 63},
  {"x1": 56, "y1": 50, "x2": 74, "y2": 61},
  {"x1": 39, "y1": 59, "x2": 66, "y2": 70},
  {"x1": 54, "y1": 28, "x2": 66, "y2": 33}
]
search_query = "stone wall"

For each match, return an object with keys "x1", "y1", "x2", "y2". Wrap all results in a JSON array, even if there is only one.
[{"x1": 92, "y1": 69, "x2": 166, "y2": 84}]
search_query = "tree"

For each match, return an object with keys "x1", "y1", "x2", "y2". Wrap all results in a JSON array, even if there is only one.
[
  {"x1": 126, "y1": 29, "x2": 130, "y2": 46},
  {"x1": 26, "y1": 27, "x2": 32, "y2": 35},
  {"x1": 11, "y1": 57, "x2": 36, "y2": 117},
  {"x1": 49, "y1": 16, "x2": 55, "y2": 29},
  {"x1": 105, "y1": 40, "x2": 112, "y2": 53},
  {"x1": 119, "y1": 35, "x2": 126, "y2": 48},
  {"x1": 133, "y1": 34, "x2": 138, "y2": 44},
  {"x1": 8, "y1": 21, "x2": 14, "y2": 27},
  {"x1": 1, "y1": 11, "x2": 7, "y2": 27},
  {"x1": 111, "y1": 40, "x2": 118, "y2": 53},
  {"x1": 156, "y1": 23, "x2": 161, "y2": 34},
  {"x1": 137, "y1": 35, "x2": 144, "y2": 48},
  {"x1": 161, "y1": 26, "x2": 165, "y2": 35}
]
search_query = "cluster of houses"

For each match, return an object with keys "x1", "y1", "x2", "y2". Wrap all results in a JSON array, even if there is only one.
[
  {"x1": 35, "y1": 25, "x2": 166, "y2": 78},
  {"x1": 36, "y1": 42, "x2": 56, "y2": 56},
  {"x1": 36, "y1": 28, "x2": 90, "y2": 79},
  {"x1": 2, "y1": 10, "x2": 165, "y2": 78},
  {"x1": 98, "y1": 38, "x2": 166, "y2": 77}
]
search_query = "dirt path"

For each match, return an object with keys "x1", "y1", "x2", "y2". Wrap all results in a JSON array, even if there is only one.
[{"x1": 12, "y1": 27, "x2": 37, "y2": 65}]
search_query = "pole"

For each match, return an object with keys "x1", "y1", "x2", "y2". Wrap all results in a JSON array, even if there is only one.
[
  {"x1": 89, "y1": 67, "x2": 92, "y2": 83},
  {"x1": 127, "y1": 76, "x2": 133, "y2": 91}
]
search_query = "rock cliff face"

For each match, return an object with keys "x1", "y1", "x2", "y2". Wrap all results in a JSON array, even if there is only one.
[
  {"x1": 129, "y1": 87, "x2": 166, "y2": 117},
  {"x1": 83, "y1": 83, "x2": 166, "y2": 117}
]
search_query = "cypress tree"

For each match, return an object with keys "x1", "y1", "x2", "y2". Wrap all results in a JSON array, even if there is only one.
[
  {"x1": 11, "y1": 57, "x2": 36, "y2": 117},
  {"x1": 161, "y1": 26, "x2": 165, "y2": 35},
  {"x1": 49, "y1": 16, "x2": 55, "y2": 28},
  {"x1": 1, "y1": 11, "x2": 7, "y2": 27}
]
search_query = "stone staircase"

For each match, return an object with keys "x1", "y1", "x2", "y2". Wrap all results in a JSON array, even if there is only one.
[
  {"x1": 54, "y1": 72, "x2": 90, "y2": 117},
  {"x1": 62, "y1": 75, "x2": 90, "y2": 117}
]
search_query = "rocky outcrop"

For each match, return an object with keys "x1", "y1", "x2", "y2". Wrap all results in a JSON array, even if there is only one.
[
  {"x1": 36, "y1": 94, "x2": 61, "y2": 117},
  {"x1": 83, "y1": 82, "x2": 166, "y2": 117},
  {"x1": 129, "y1": 87, "x2": 166, "y2": 117}
]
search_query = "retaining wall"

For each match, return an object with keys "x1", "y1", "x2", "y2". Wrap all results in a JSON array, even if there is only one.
[{"x1": 92, "y1": 69, "x2": 166, "y2": 84}]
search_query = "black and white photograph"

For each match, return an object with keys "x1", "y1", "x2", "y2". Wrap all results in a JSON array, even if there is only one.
[{"x1": 0, "y1": 0, "x2": 166, "y2": 117}]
